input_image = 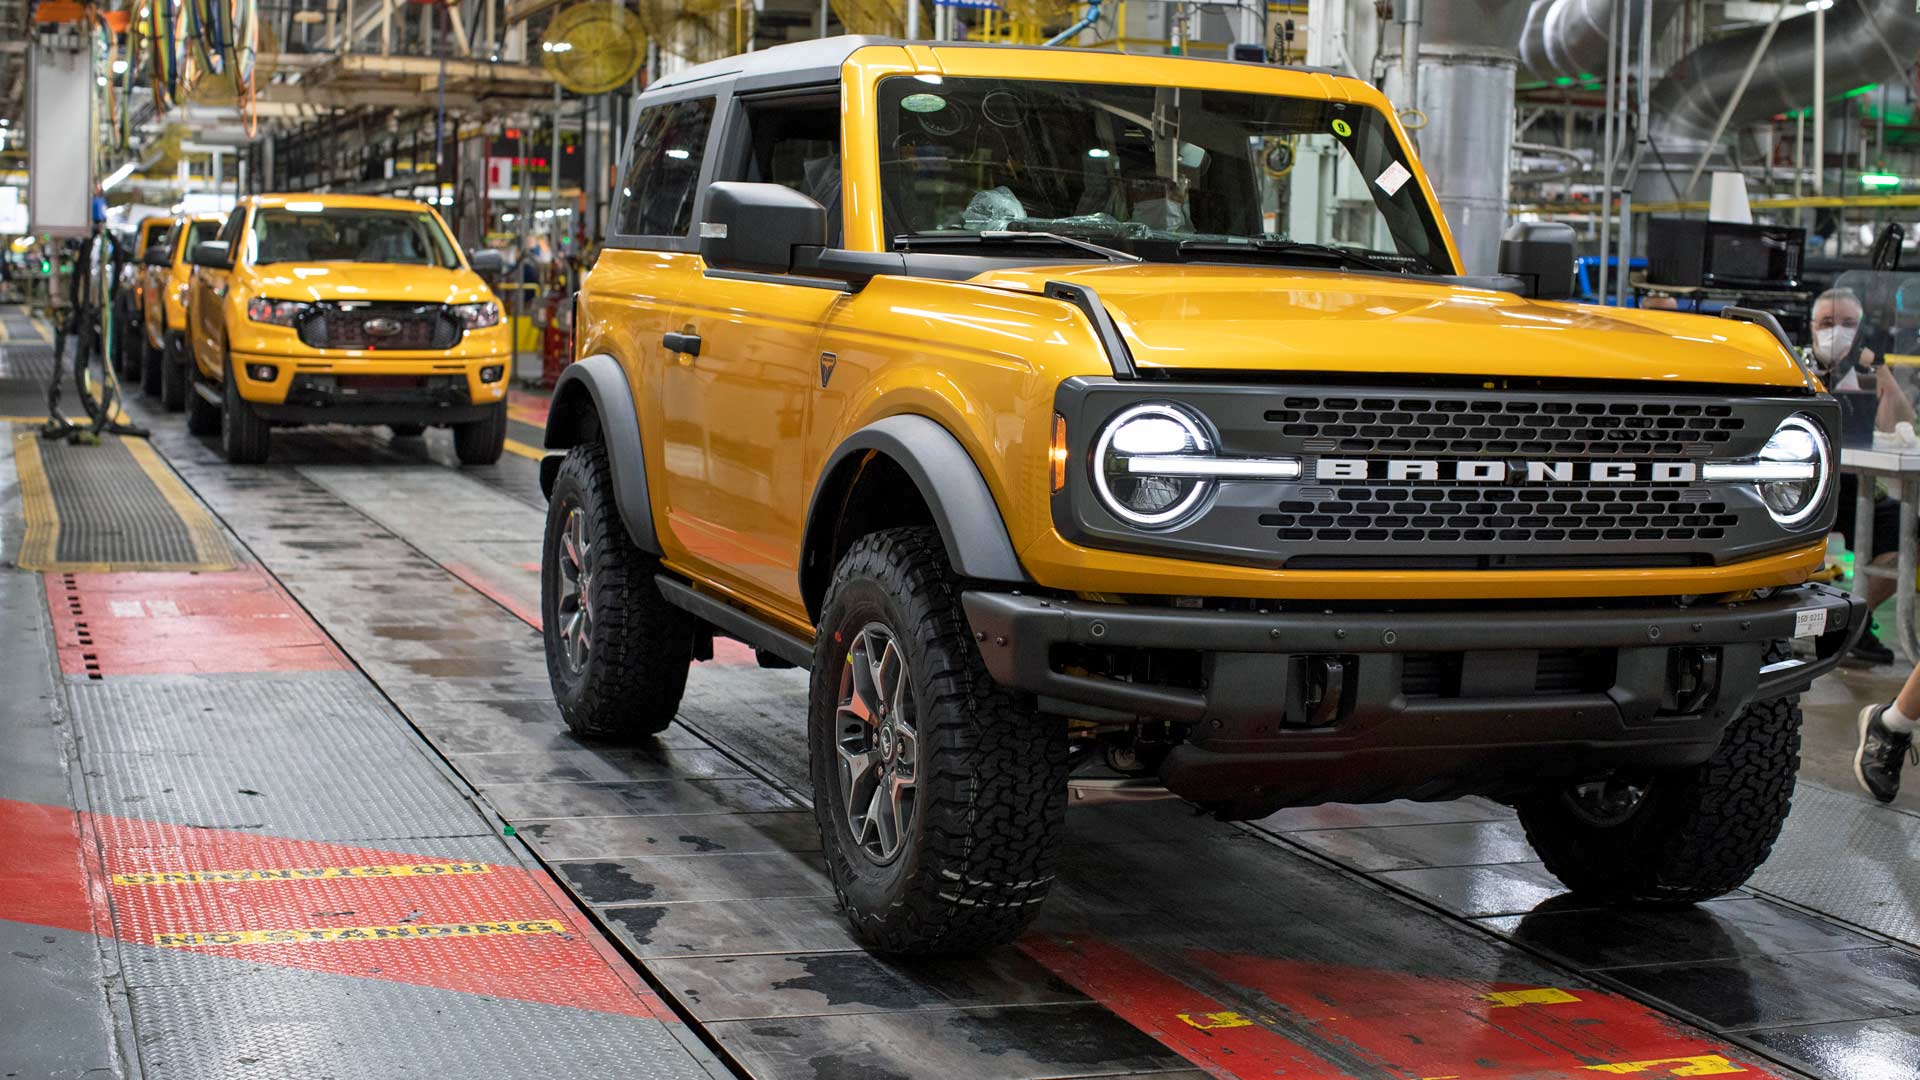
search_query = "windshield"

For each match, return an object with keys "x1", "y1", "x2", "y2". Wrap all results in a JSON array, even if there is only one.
[
  {"x1": 877, "y1": 76, "x2": 1449, "y2": 273},
  {"x1": 248, "y1": 207, "x2": 459, "y2": 267}
]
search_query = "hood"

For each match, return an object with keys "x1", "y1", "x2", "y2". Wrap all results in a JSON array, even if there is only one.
[
  {"x1": 248, "y1": 263, "x2": 493, "y2": 306},
  {"x1": 968, "y1": 264, "x2": 1808, "y2": 389}
]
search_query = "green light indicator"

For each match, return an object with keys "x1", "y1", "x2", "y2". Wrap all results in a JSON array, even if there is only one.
[{"x1": 1861, "y1": 172, "x2": 1902, "y2": 188}]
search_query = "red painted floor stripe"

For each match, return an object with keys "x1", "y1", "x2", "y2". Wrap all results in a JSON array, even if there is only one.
[
  {"x1": 1024, "y1": 937, "x2": 1787, "y2": 1080},
  {"x1": 1021, "y1": 936, "x2": 1359, "y2": 1078},
  {"x1": 46, "y1": 568, "x2": 348, "y2": 676},
  {"x1": 1188, "y1": 950, "x2": 1789, "y2": 1079},
  {"x1": 0, "y1": 798, "x2": 670, "y2": 1020},
  {"x1": 507, "y1": 389, "x2": 551, "y2": 427}
]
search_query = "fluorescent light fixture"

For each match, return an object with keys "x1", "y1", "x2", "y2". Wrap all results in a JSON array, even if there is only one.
[
  {"x1": 1088, "y1": 148, "x2": 1111, "y2": 159},
  {"x1": 101, "y1": 160, "x2": 138, "y2": 190},
  {"x1": 111, "y1": 59, "x2": 128, "y2": 74},
  {"x1": 1125, "y1": 456, "x2": 1303, "y2": 479},
  {"x1": 1804, "y1": 0, "x2": 1833, "y2": 9},
  {"x1": 1861, "y1": 172, "x2": 1902, "y2": 188},
  {"x1": 284, "y1": 200, "x2": 326, "y2": 212},
  {"x1": 664, "y1": 148, "x2": 689, "y2": 160}
]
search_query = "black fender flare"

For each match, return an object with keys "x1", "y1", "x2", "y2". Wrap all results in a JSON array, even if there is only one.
[
  {"x1": 803, "y1": 415, "x2": 1028, "y2": 597},
  {"x1": 542, "y1": 354, "x2": 660, "y2": 554}
]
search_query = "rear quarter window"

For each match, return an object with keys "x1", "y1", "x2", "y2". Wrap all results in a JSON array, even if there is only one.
[{"x1": 614, "y1": 97, "x2": 717, "y2": 240}]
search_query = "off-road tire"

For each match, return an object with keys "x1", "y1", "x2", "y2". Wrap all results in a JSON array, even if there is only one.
[
  {"x1": 809, "y1": 526, "x2": 1068, "y2": 955},
  {"x1": 185, "y1": 369, "x2": 220, "y2": 435},
  {"x1": 140, "y1": 333, "x2": 164, "y2": 398},
  {"x1": 1516, "y1": 642, "x2": 1801, "y2": 905},
  {"x1": 542, "y1": 443, "x2": 691, "y2": 739},
  {"x1": 219, "y1": 360, "x2": 271, "y2": 464},
  {"x1": 453, "y1": 402, "x2": 507, "y2": 465},
  {"x1": 388, "y1": 423, "x2": 427, "y2": 439},
  {"x1": 160, "y1": 336, "x2": 188, "y2": 412}
]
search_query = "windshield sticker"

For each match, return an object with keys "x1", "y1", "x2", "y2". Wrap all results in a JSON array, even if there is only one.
[
  {"x1": 1329, "y1": 118, "x2": 1353, "y2": 138},
  {"x1": 901, "y1": 93, "x2": 947, "y2": 114},
  {"x1": 1374, "y1": 160, "x2": 1413, "y2": 196}
]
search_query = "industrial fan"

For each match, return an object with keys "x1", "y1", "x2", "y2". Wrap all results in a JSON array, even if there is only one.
[
  {"x1": 541, "y1": 2, "x2": 647, "y2": 95},
  {"x1": 636, "y1": 0, "x2": 750, "y2": 64},
  {"x1": 829, "y1": 0, "x2": 934, "y2": 38}
]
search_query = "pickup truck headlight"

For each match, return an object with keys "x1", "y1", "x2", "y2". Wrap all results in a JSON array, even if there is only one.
[
  {"x1": 1093, "y1": 402, "x2": 1304, "y2": 528},
  {"x1": 1702, "y1": 414, "x2": 1829, "y2": 528},
  {"x1": 247, "y1": 298, "x2": 312, "y2": 327},
  {"x1": 453, "y1": 301, "x2": 501, "y2": 329}
]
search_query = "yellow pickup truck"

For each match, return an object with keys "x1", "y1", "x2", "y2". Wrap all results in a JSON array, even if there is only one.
[
  {"x1": 538, "y1": 37, "x2": 1861, "y2": 954},
  {"x1": 184, "y1": 193, "x2": 511, "y2": 464}
]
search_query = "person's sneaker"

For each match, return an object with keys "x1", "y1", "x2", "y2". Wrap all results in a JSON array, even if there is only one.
[
  {"x1": 1849, "y1": 627, "x2": 1896, "y2": 667},
  {"x1": 1854, "y1": 704, "x2": 1916, "y2": 803}
]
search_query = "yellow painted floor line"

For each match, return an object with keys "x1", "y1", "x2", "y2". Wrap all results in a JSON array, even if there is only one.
[
  {"x1": 30, "y1": 315, "x2": 53, "y2": 344},
  {"x1": 11, "y1": 430, "x2": 59, "y2": 570},
  {"x1": 123, "y1": 435, "x2": 237, "y2": 570},
  {"x1": 503, "y1": 437, "x2": 546, "y2": 462},
  {"x1": 0, "y1": 317, "x2": 11, "y2": 342}
]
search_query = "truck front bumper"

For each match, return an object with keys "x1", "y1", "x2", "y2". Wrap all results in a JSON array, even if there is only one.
[{"x1": 962, "y1": 584, "x2": 1863, "y2": 806}]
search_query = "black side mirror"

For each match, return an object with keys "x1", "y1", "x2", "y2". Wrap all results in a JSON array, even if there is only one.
[
  {"x1": 468, "y1": 248, "x2": 507, "y2": 275},
  {"x1": 699, "y1": 181, "x2": 827, "y2": 276},
  {"x1": 143, "y1": 245, "x2": 172, "y2": 268},
  {"x1": 190, "y1": 241, "x2": 233, "y2": 269},
  {"x1": 1498, "y1": 222, "x2": 1576, "y2": 301}
]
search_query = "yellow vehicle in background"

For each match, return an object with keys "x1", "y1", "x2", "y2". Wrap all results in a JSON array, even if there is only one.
[
  {"x1": 540, "y1": 38, "x2": 1862, "y2": 955},
  {"x1": 141, "y1": 211, "x2": 226, "y2": 408},
  {"x1": 183, "y1": 193, "x2": 511, "y2": 464},
  {"x1": 114, "y1": 215, "x2": 174, "y2": 381}
]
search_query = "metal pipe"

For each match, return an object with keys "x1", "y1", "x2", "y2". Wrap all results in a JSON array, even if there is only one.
[
  {"x1": 1680, "y1": 0, "x2": 1792, "y2": 199},
  {"x1": 1612, "y1": 0, "x2": 1635, "y2": 307},
  {"x1": 1519, "y1": 0, "x2": 1682, "y2": 83},
  {"x1": 1596, "y1": 0, "x2": 1616, "y2": 304},
  {"x1": 1400, "y1": 0, "x2": 1422, "y2": 133},
  {"x1": 906, "y1": 0, "x2": 918, "y2": 39},
  {"x1": 1813, "y1": 1, "x2": 1824, "y2": 195}
]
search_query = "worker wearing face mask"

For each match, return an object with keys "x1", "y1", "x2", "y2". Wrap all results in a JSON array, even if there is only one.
[{"x1": 1815, "y1": 287, "x2": 1914, "y2": 668}]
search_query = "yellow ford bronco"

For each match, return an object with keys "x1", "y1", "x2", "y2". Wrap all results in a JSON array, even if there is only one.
[{"x1": 540, "y1": 38, "x2": 1862, "y2": 954}]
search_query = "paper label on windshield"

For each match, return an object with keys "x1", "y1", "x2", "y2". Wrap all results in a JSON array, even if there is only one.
[
  {"x1": 1374, "y1": 160, "x2": 1413, "y2": 196},
  {"x1": 1794, "y1": 607, "x2": 1827, "y2": 639}
]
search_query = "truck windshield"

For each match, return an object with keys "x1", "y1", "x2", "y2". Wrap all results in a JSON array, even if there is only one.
[
  {"x1": 877, "y1": 76, "x2": 1449, "y2": 273},
  {"x1": 249, "y1": 207, "x2": 460, "y2": 267}
]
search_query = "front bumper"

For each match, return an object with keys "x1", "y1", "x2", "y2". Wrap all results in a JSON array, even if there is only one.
[
  {"x1": 232, "y1": 351, "x2": 509, "y2": 425},
  {"x1": 963, "y1": 583, "x2": 1863, "y2": 805}
]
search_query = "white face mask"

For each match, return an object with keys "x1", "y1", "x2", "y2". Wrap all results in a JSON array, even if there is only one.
[{"x1": 1815, "y1": 324, "x2": 1857, "y2": 364}]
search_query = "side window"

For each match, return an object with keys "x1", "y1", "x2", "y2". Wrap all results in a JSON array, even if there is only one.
[
  {"x1": 216, "y1": 210, "x2": 244, "y2": 249},
  {"x1": 617, "y1": 97, "x2": 716, "y2": 238},
  {"x1": 734, "y1": 99, "x2": 841, "y2": 245}
]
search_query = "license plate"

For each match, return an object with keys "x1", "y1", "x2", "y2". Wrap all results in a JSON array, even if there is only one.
[{"x1": 1793, "y1": 608, "x2": 1828, "y2": 639}]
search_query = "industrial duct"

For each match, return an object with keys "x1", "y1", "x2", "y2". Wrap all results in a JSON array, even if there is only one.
[
  {"x1": 1518, "y1": 0, "x2": 1683, "y2": 84},
  {"x1": 1384, "y1": 0, "x2": 1533, "y2": 273},
  {"x1": 1648, "y1": 0, "x2": 1920, "y2": 145}
]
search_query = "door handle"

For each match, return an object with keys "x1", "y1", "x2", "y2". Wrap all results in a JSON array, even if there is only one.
[{"x1": 663, "y1": 331, "x2": 701, "y2": 356}]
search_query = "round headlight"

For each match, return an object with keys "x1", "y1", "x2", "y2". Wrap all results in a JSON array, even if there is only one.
[
  {"x1": 1093, "y1": 403, "x2": 1213, "y2": 527},
  {"x1": 1756, "y1": 414, "x2": 1830, "y2": 527}
]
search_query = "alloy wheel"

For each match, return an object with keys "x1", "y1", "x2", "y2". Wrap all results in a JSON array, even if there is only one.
[
  {"x1": 556, "y1": 505, "x2": 593, "y2": 674},
  {"x1": 836, "y1": 622, "x2": 918, "y2": 864},
  {"x1": 1562, "y1": 777, "x2": 1650, "y2": 827}
]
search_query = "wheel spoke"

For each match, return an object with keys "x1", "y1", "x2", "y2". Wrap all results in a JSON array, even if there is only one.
[
  {"x1": 866, "y1": 783, "x2": 896, "y2": 855},
  {"x1": 839, "y1": 746, "x2": 878, "y2": 828}
]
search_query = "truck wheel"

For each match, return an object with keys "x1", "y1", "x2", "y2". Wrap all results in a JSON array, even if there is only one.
[
  {"x1": 140, "y1": 334, "x2": 164, "y2": 398},
  {"x1": 219, "y1": 360, "x2": 271, "y2": 464},
  {"x1": 1516, "y1": 643, "x2": 1801, "y2": 905},
  {"x1": 453, "y1": 403, "x2": 507, "y2": 465},
  {"x1": 541, "y1": 442, "x2": 691, "y2": 739},
  {"x1": 809, "y1": 527, "x2": 1068, "y2": 955},
  {"x1": 185, "y1": 371, "x2": 220, "y2": 435},
  {"x1": 160, "y1": 336, "x2": 188, "y2": 412}
]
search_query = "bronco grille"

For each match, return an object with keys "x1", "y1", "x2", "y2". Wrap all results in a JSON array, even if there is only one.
[
  {"x1": 1261, "y1": 484, "x2": 1737, "y2": 546},
  {"x1": 298, "y1": 302, "x2": 460, "y2": 351},
  {"x1": 1264, "y1": 396, "x2": 1746, "y2": 458}
]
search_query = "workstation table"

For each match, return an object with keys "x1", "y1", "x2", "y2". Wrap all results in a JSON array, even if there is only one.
[{"x1": 1841, "y1": 445, "x2": 1920, "y2": 662}]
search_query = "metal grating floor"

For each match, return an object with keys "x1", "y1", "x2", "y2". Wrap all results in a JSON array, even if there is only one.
[{"x1": 13, "y1": 428, "x2": 234, "y2": 571}]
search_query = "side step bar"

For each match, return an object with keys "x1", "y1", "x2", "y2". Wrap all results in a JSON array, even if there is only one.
[
  {"x1": 654, "y1": 575, "x2": 815, "y2": 670},
  {"x1": 1068, "y1": 778, "x2": 1178, "y2": 805}
]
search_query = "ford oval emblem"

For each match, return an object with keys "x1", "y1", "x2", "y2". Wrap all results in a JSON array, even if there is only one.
[{"x1": 364, "y1": 317, "x2": 402, "y2": 337}]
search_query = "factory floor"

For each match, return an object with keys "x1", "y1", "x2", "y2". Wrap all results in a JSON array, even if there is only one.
[{"x1": 2, "y1": 314, "x2": 1918, "y2": 1080}]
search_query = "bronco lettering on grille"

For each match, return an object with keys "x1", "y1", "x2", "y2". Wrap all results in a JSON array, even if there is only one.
[{"x1": 1314, "y1": 459, "x2": 1700, "y2": 483}]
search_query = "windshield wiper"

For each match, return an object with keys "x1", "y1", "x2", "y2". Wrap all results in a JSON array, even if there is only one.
[
  {"x1": 896, "y1": 231, "x2": 1142, "y2": 264},
  {"x1": 1178, "y1": 239, "x2": 1414, "y2": 274}
]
